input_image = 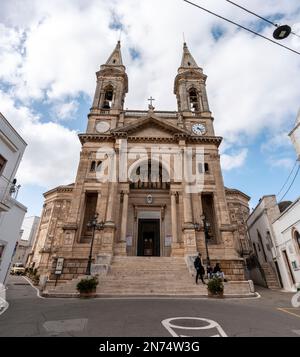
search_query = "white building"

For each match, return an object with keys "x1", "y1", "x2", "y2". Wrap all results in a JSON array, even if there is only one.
[
  {"x1": 289, "y1": 109, "x2": 300, "y2": 160},
  {"x1": 0, "y1": 112, "x2": 27, "y2": 286},
  {"x1": 13, "y1": 216, "x2": 40, "y2": 266},
  {"x1": 247, "y1": 111, "x2": 300, "y2": 291},
  {"x1": 246, "y1": 196, "x2": 283, "y2": 289},
  {"x1": 272, "y1": 197, "x2": 300, "y2": 291}
]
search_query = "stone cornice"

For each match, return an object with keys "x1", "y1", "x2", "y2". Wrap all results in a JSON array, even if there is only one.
[
  {"x1": 79, "y1": 134, "x2": 115, "y2": 144},
  {"x1": 44, "y1": 184, "x2": 74, "y2": 197},
  {"x1": 79, "y1": 133, "x2": 222, "y2": 146},
  {"x1": 225, "y1": 187, "x2": 251, "y2": 201}
]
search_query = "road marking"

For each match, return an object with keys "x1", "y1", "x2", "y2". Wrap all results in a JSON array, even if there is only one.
[
  {"x1": 292, "y1": 330, "x2": 300, "y2": 336},
  {"x1": 0, "y1": 297, "x2": 9, "y2": 317},
  {"x1": 162, "y1": 317, "x2": 227, "y2": 337},
  {"x1": 277, "y1": 308, "x2": 300, "y2": 319},
  {"x1": 22, "y1": 276, "x2": 46, "y2": 299}
]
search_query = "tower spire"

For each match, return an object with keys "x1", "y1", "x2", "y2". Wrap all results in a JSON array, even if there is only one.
[
  {"x1": 106, "y1": 40, "x2": 124, "y2": 66},
  {"x1": 180, "y1": 42, "x2": 199, "y2": 70}
]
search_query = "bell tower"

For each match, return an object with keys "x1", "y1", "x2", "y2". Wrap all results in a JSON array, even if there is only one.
[
  {"x1": 174, "y1": 43, "x2": 210, "y2": 114},
  {"x1": 92, "y1": 41, "x2": 128, "y2": 112}
]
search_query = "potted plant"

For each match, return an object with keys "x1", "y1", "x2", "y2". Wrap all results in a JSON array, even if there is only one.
[
  {"x1": 207, "y1": 277, "x2": 224, "y2": 298},
  {"x1": 76, "y1": 276, "x2": 98, "y2": 298},
  {"x1": 32, "y1": 273, "x2": 40, "y2": 286}
]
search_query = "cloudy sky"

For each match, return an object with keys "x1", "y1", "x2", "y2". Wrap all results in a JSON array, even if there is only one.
[{"x1": 0, "y1": 0, "x2": 300, "y2": 216}]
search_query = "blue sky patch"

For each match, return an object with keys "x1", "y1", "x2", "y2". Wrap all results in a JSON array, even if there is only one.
[
  {"x1": 211, "y1": 25, "x2": 225, "y2": 41},
  {"x1": 129, "y1": 48, "x2": 141, "y2": 61}
]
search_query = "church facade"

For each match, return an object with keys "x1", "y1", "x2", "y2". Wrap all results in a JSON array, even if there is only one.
[{"x1": 30, "y1": 42, "x2": 250, "y2": 288}]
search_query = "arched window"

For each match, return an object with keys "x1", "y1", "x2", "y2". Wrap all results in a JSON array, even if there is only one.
[
  {"x1": 102, "y1": 86, "x2": 114, "y2": 109},
  {"x1": 189, "y1": 88, "x2": 199, "y2": 112}
]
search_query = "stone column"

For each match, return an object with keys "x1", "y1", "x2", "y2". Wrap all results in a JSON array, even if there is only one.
[
  {"x1": 180, "y1": 141, "x2": 197, "y2": 255},
  {"x1": 120, "y1": 191, "x2": 129, "y2": 242},
  {"x1": 106, "y1": 182, "x2": 117, "y2": 225},
  {"x1": 183, "y1": 149, "x2": 193, "y2": 228},
  {"x1": 171, "y1": 192, "x2": 178, "y2": 244},
  {"x1": 183, "y1": 191, "x2": 193, "y2": 227}
]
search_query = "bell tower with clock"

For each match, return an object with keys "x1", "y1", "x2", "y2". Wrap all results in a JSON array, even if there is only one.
[
  {"x1": 88, "y1": 41, "x2": 129, "y2": 134},
  {"x1": 174, "y1": 42, "x2": 214, "y2": 137}
]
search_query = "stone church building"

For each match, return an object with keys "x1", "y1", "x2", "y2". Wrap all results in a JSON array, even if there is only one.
[{"x1": 30, "y1": 42, "x2": 251, "y2": 295}]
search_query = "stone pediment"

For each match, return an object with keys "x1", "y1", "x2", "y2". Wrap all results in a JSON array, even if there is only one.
[{"x1": 112, "y1": 115, "x2": 189, "y2": 138}]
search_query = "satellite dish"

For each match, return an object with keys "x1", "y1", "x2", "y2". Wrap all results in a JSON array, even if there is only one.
[{"x1": 273, "y1": 25, "x2": 292, "y2": 40}]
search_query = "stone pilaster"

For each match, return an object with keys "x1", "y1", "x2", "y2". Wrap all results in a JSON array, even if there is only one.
[{"x1": 120, "y1": 190, "x2": 129, "y2": 242}]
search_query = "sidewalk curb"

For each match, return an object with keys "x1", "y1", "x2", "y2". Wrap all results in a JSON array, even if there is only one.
[
  {"x1": 23, "y1": 276, "x2": 46, "y2": 299},
  {"x1": 40, "y1": 292, "x2": 260, "y2": 300}
]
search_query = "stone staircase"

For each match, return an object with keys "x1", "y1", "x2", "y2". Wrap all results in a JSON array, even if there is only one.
[
  {"x1": 46, "y1": 256, "x2": 206, "y2": 296},
  {"x1": 44, "y1": 256, "x2": 253, "y2": 297},
  {"x1": 261, "y1": 263, "x2": 281, "y2": 289},
  {"x1": 97, "y1": 256, "x2": 206, "y2": 296}
]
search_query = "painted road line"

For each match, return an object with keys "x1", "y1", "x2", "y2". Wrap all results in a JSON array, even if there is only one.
[
  {"x1": 22, "y1": 276, "x2": 46, "y2": 299},
  {"x1": 277, "y1": 308, "x2": 300, "y2": 319},
  {"x1": 162, "y1": 317, "x2": 228, "y2": 337},
  {"x1": 0, "y1": 297, "x2": 9, "y2": 317}
]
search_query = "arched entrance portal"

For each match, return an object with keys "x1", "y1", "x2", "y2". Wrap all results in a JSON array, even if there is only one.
[{"x1": 128, "y1": 160, "x2": 171, "y2": 257}]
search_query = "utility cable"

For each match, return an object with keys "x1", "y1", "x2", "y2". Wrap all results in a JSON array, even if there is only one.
[
  {"x1": 279, "y1": 163, "x2": 300, "y2": 202},
  {"x1": 182, "y1": 0, "x2": 300, "y2": 56},
  {"x1": 225, "y1": 0, "x2": 300, "y2": 39},
  {"x1": 276, "y1": 160, "x2": 298, "y2": 197}
]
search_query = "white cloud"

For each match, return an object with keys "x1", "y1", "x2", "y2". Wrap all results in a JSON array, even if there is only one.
[
  {"x1": 221, "y1": 149, "x2": 248, "y2": 171},
  {"x1": 269, "y1": 158, "x2": 295, "y2": 169},
  {"x1": 0, "y1": 90, "x2": 80, "y2": 188},
  {"x1": 52, "y1": 100, "x2": 79, "y2": 121},
  {"x1": 0, "y1": 0, "x2": 300, "y2": 192},
  {"x1": 261, "y1": 132, "x2": 293, "y2": 153}
]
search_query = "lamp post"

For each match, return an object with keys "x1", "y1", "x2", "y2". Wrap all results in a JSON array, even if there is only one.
[
  {"x1": 86, "y1": 214, "x2": 105, "y2": 276},
  {"x1": 199, "y1": 215, "x2": 211, "y2": 267}
]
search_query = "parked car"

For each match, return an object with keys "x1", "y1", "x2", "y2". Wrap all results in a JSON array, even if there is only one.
[{"x1": 10, "y1": 263, "x2": 25, "y2": 275}]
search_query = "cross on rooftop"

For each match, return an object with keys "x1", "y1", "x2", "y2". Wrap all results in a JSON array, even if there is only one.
[{"x1": 148, "y1": 96, "x2": 155, "y2": 107}]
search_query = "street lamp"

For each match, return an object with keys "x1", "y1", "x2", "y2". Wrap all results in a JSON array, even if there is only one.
[
  {"x1": 200, "y1": 215, "x2": 211, "y2": 267},
  {"x1": 86, "y1": 213, "x2": 105, "y2": 276}
]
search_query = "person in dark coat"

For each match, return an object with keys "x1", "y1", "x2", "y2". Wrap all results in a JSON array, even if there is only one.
[
  {"x1": 213, "y1": 263, "x2": 226, "y2": 280},
  {"x1": 194, "y1": 253, "x2": 205, "y2": 284}
]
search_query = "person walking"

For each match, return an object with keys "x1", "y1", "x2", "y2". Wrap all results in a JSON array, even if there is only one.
[{"x1": 194, "y1": 253, "x2": 205, "y2": 284}]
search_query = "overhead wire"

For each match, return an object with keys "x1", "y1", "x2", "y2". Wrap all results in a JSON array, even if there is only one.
[
  {"x1": 278, "y1": 163, "x2": 300, "y2": 202},
  {"x1": 182, "y1": 0, "x2": 300, "y2": 56},
  {"x1": 225, "y1": 0, "x2": 300, "y2": 39},
  {"x1": 276, "y1": 160, "x2": 298, "y2": 197}
]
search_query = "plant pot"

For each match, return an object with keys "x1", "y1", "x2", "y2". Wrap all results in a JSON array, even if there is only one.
[
  {"x1": 79, "y1": 289, "x2": 97, "y2": 299},
  {"x1": 208, "y1": 291, "x2": 224, "y2": 298}
]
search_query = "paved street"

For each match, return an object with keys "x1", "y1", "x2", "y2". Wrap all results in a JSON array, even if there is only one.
[{"x1": 0, "y1": 276, "x2": 300, "y2": 337}]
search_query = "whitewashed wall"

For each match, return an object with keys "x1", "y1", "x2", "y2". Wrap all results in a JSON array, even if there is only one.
[{"x1": 273, "y1": 198, "x2": 300, "y2": 292}]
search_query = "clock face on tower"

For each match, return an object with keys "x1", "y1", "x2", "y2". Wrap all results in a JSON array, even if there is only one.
[
  {"x1": 96, "y1": 121, "x2": 110, "y2": 133},
  {"x1": 192, "y1": 123, "x2": 206, "y2": 136}
]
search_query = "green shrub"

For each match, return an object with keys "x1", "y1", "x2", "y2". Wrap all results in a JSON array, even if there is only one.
[
  {"x1": 207, "y1": 277, "x2": 224, "y2": 295},
  {"x1": 76, "y1": 277, "x2": 99, "y2": 293},
  {"x1": 33, "y1": 274, "x2": 40, "y2": 285}
]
